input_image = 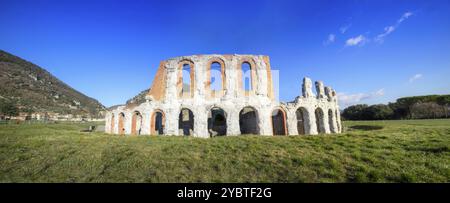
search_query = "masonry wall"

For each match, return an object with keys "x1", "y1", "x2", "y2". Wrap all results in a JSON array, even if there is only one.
[{"x1": 105, "y1": 54, "x2": 342, "y2": 138}]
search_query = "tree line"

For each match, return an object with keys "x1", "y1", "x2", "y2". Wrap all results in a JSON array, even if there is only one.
[
  {"x1": 0, "y1": 100, "x2": 19, "y2": 119},
  {"x1": 342, "y1": 95, "x2": 450, "y2": 120}
]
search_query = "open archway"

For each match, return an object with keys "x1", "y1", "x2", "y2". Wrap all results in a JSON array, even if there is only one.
[
  {"x1": 239, "y1": 106, "x2": 259, "y2": 135},
  {"x1": 335, "y1": 110, "x2": 341, "y2": 133},
  {"x1": 296, "y1": 107, "x2": 308, "y2": 135},
  {"x1": 241, "y1": 62, "x2": 252, "y2": 91},
  {"x1": 131, "y1": 111, "x2": 143, "y2": 135},
  {"x1": 315, "y1": 108, "x2": 325, "y2": 134},
  {"x1": 178, "y1": 60, "x2": 195, "y2": 98},
  {"x1": 179, "y1": 108, "x2": 194, "y2": 136},
  {"x1": 208, "y1": 107, "x2": 227, "y2": 136},
  {"x1": 206, "y1": 58, "x2": 226, "y2": 98},
  {"x1": 271, "y1": 108, "x2": 287, "y2": 135},
  {"x1": 328, "y1": 109, "x2": 336, "y2": 133},
  {"x1": 118, "y1": 112, "x2": 125, "y2": 135},
  {"x1": 151, "y1": 110, "x2": 165, "y2": 135},
  {"x1": 238, "y1": 58, "x2": 257, "y2": 96}
]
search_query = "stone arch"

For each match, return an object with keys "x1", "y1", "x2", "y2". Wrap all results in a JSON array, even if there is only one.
[
  {"x1": 151, "y1": 109, "x2": 165, "y2": 135},
  {"x1": 179, "y1": 108, "x2": 194, "y2": 136},
  {"x1": 296, "y1": 107, "x2": 308, "y2": 135},
  {"x1": 238, "y1": 58, "x2": 257, "y2": 95},
  {"x1": 315, "y1": 107, "x2": 326, "y2": 134},
  {"x1": 118, "y1": 112, "x2": 125, "y2": 135},
  {"x1": 110, "y1": 113, "x2": 115, "y2": 133},
  {"x1": 206, "y1": 57, "x2": 226, "y2": 98},
  {"x1": 271, "y1": 107, "x2": 288, "y2": 135},
  {"x1": 177, "y1": 59, "x2": 195, "y2": 98},
  {"x1": 239, "y1": 106, "x2": 260, "y2": 135},
  {"x1": 131, "y1": 111, "x2": 143, "y2": 135},
  {"x1": 208, "y1": 106, "x2": 227, "y2": 136},
  {"x1": 328, "y1": 109, "x2": 336, "y2": 133}
]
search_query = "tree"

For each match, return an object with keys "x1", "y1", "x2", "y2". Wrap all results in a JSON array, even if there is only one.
[
  {"x1": 395, "y1": 95, "x2": 445, "y2": 119},
  {"x1": 389, "y1": 102, "x2": 408, "y2": 119},
  {"x1": 436, "y1": 95, "x2": 450, "y2": 118},
  {"x1": 410, "y1": 102, "x2": 445, "y2": 119},
  {"x1": 342, "y1": 104, "x2": 368, "y2": 120},
  {"x1": 364, "y1": 104, "x2": 394, "y2": 120},
  {"x1": 342, "y1": 94, "x2": 450, "y2": 120}
]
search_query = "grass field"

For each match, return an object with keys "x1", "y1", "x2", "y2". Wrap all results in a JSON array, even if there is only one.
[{"x1": 0, "y1": 119, "x2": 449, "y2": 183}]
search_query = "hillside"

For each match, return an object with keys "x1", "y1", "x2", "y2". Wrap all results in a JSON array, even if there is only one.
[
  {"x1": 126, "y1": 88, "x2": 149, "y2": 105},
  {"x1": 0, "y1": 50, "x2": 105, "y2": 117},
  {"x1": 125, "y1": 84, "x2": 190, "y2": 106}
]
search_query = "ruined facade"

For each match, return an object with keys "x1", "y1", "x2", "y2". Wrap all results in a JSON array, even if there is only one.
[{"x1": 105, "y1": 54, "x2": 341, "y2": 138}]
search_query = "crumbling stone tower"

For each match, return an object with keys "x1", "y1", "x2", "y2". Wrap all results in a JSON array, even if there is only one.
[{"x1": 105, "y1": 54, "x2": 341, "y2": 138}]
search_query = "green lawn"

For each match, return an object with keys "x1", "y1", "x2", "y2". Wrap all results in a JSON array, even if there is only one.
[{"x1": 0, "y1": 119, "x2": 449, "y2": 183}]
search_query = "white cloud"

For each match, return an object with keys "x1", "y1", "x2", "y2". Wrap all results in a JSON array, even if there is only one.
[
  {"x1": 398, "y1": 12, "x2": 413, "y2": 23},
  {"x1": 376, "y1": 11, "x2": 414, "y2": 43},
  {"x1": 323, "y1": 34, "x2": 336, "y2": 45},
  {"x1": 345, "y1": 35, "x2": 367, "y2": 46},
  {"x1": 384, "y1": 26, "x2": 396, "y2": 34},
  {"x1": 328, "y1": 34, "x2": 335, "y2": 42},
  {"x1": 374, "y1": 88, "x2": 385, "y2": 96},
  {"x1": 375, "y1": 26, "x2": 396, "y2": 43},
  {"x1": 337, "y1": 88, "x2": 385, "y2": 108},
  {"x1": 409, "y1": 73, "x2": 422, "y2": 83},
  {"x1": 340, "y1": 24, "x2": 352, "y2": 34}
]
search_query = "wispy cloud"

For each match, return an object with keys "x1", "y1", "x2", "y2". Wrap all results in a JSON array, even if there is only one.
[
  {"x1": 340, "y1": 24, "x2": 351, "y2": 34},
  {"x1": 323, "y1": 22, "x2": 350, "y2": 45},
  {"x1": 398, "y1": 12, "x2": 413, "y2": 23},
  {"x1": 409, "y1": 73, "x2": 422, "y2": 83},
  {"x1": 345, "y1": 35, "x2": 367, "y2": 46},
  {"x1": 323, "y1": 34, "x2": 336, "y2": 45},
  {"x1": 375, "y1": 11, "x2": 414, "y2": 43},
  {"x1": 373, "y1": 89, "x2": 385, "y2": 96},
  {"x1": 337, "y1": 88, "x2": 385, "y2": 108}
]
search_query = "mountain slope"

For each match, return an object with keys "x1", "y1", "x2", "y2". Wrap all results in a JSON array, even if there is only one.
[
  {"x1": 0, "y1": 50, "x2": 105, "y2": 117},
  {"x1": 126, "y1": 88, "x2": 149, "y2": 105},
  {"x1": 125, "y1": 84, "x2": 190, "y2": 106}
]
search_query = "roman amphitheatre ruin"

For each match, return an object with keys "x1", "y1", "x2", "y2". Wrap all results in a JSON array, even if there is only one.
[{"x1": 105, "y1": 54, "x2": 341, "y2": 137}]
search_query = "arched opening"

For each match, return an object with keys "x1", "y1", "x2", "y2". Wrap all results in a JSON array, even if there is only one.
[
  {"x1": 118, "y1": 112, "x2": 125, "y2": 135},
  {"x1": 328, "y1": 109, "x2": 336, "y2": 133},
  {"x1": 335, "y1": 110, "x2": 340, "y2": 133},
  {"x1": 179, "y1": 108, "x2": 194, "y2": 136},
  {"x1": 296, "y1": 107, "x2": 307, "y2": 135},
  {"x1": 131, "y1": 111, "x2": 143, "y2": 135},
  {"x1": 239, "y1": 106, "x2": 259, "y2": 135},
  {"x1": 178, "y1": 60, "x2": 195, "y2": 98},
  {"x1": 182, "y1": 64, "x2": 191, "y2": 95},
  {"x1": 208, "y1": 107, "x2": 227, "y2": 136},
  {"x1": 271, "y1": 108, "x2": 287, "y2": 135},
  {"x1": 315, "y1": 108, "x2": 325, "y2": 134},
  {"x1": 151, "y1": 110, "x2": 165, "y2": 135},
  {"x1": 110, "y1": 113, "x2": 115, "y2": 133},
  {"x1": 241, "y1": 62, "x2": 252, "y2": 91},
  {"x1": 210, "y1": 62, "x2": 222, "y2": 91}
]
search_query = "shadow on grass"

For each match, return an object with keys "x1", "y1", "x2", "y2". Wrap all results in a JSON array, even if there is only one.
[
  {"x1": 349, "y1": 125, "x2": 384, "y2": 131},
  {"x1": 406, "y1": 146, "x2": 449, "y2": 154}
]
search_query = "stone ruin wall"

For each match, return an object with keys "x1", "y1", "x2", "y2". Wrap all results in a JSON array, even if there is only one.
[{"x1": 105, "y1": 54, "x2": 342, "y2": 138}]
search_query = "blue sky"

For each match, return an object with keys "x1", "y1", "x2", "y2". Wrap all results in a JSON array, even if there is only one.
[{"x1": 1, "y1": 0, "x2": 449, "y2": 107}]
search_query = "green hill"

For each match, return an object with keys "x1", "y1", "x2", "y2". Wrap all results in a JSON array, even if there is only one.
[{"x1": 0, "y1": 50, "x2": 105, "y2": 117}]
